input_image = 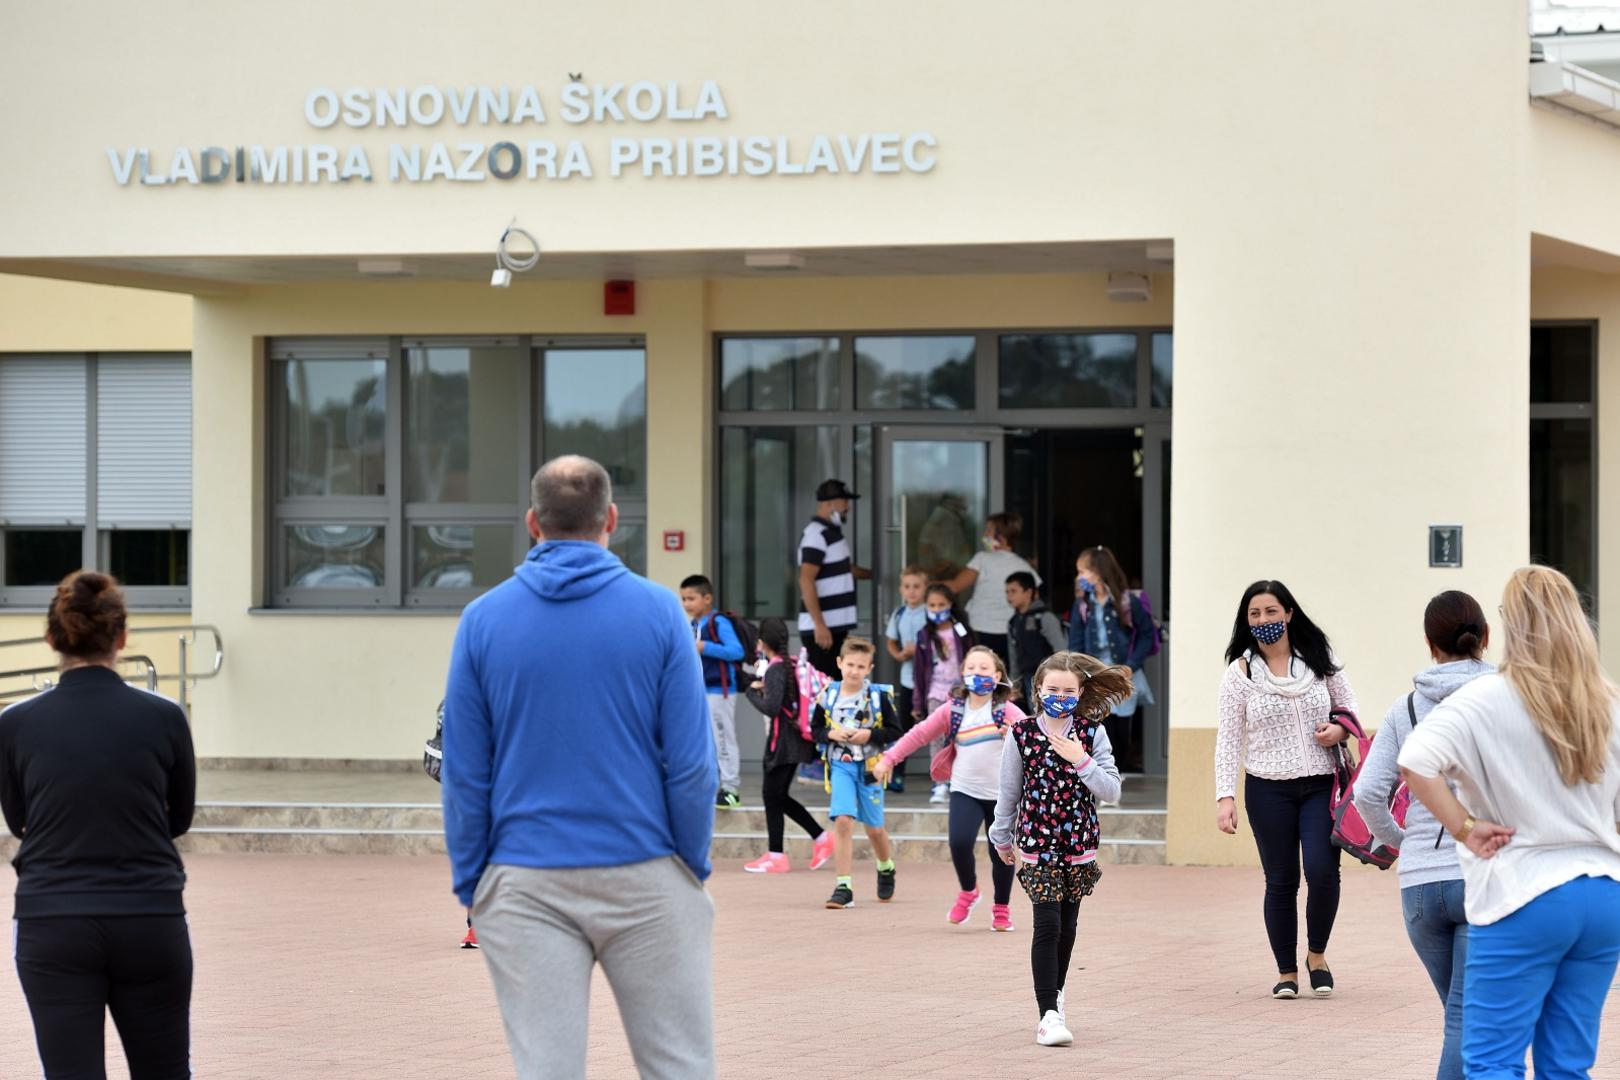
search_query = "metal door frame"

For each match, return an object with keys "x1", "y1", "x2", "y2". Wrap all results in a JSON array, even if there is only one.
[{"x1": 1139, "y1": 421, "x2": 1170, "y2": 776}]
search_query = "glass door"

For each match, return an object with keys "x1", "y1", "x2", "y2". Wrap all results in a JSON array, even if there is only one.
[
  {"x1": 874, "y1": 427, "x2": 1003, "y2": 680},
  {"x1": 1139, "y1": 422, "x2": 1170, "y2": 776}
]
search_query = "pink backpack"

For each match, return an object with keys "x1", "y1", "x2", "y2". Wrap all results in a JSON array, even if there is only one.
[
  {"x1": 793, "y1": 648, "x2": 831, "y2": 742},
  {"x1": 1328, "y1": 706, "x2": 1414, "y2": 870}
]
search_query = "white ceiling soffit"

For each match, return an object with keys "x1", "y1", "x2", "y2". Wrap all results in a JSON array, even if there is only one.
[
  {"x1": 1531, "y1": 2, "x2": 1620, "y2": 37},
  {"x1": 1530, "y1": 58, "x2": 1620, "y2": 131}
]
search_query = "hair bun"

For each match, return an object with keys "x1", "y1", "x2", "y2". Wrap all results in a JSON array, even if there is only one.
[{"x1": 47, "y1": 570, "x2": 126, "y2": 660}]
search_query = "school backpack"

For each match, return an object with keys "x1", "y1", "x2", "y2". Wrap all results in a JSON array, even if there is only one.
[
  {"x1": 815, "y1": 681, "x2": 893, "y2": 791},
  {"x1": 423, "y1": 700, "x2": 444, "y2": 784},
  {"x1": 929, "y1": 697, "x2": 1010, "y2": 782},
  {"x1": 1127, "y1": 588, "x2": 1164, "y2": 659},
  {"x1": 794, "y1": 648, "x2": 832, "y2": 742},
  {"x1": 703, "y1": 611, "x2": 760, "y2": 692},
  {"x1": 1328, "y1": 708, "x2": 1402, "y2": 870}
]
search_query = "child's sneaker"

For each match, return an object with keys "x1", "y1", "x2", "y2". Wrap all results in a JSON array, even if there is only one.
[
  {"x1": 929, "y1": 782, "x2": 949, "y2": 804},
  {"x1": 825, "y1": 883, "x2": 855, "y2": 909},
  {"x1": 1036, "y1": 1010, "x2": 1073, "y2": 1047},
  {"x1": 876, "y1": 865, "x2": 897, "y2": 902},
  {"x1": 1056, "y1": 988, "x2": 1066, "y2": 1023},
  {"x1": 809, "y1": 832, "x2": 835, "y2": 871},
  {"x1": 715, "y1": 789, "x2": 741, "y2": 811},
  {"x1": 947, "y1": 888, "x2": 980, "y2": 924},
  {"x1": 743, "y1": 852, "x2": 790, "y2": 874},
  {"x1": 460, "y1": 924, "x2": 479, "y2": 949},
  {"x1": 992, "y1": 903, "x2": 1014, "y2": 932},
  {"x1": 886, "y1": 776, "x2": 905, "y2": 794}
]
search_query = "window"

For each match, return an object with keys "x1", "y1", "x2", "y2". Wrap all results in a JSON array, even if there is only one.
[
  {"x1": 269, "y1": 336, "x2": 646, "y2": 608},
  {"x1": 999, "y1": 333, "x2": 1138, "y2": 409},
  {"x1": 720, "y1": 337, "x2": 839, "y2": 411},
  {"x1": 718, "y1": 426, "x2": 838, "y2": 620},
  {"x1": 855, "y1": 336, "x2": 975, "y2": 410},
  {"x1": 0, "y1": 354, "x2": 191, "y2": 607},
  {"x1": 1529, "y1": 324, "x2": 1597, "y2": 611}
]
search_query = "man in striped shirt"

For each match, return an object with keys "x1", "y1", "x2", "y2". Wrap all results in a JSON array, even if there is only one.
[{"x1": 798, "y1": 479, "x2": 870, "y2": 678}]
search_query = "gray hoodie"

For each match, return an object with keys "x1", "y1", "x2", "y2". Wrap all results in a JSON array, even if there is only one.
[{"x1": 1353, "y1": 658, "x2": 1494, "y2": 888}]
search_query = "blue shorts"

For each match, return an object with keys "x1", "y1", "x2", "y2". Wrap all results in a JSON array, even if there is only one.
[{"x1": 828, "y1": 759, "x2": 886, "y2": 829}]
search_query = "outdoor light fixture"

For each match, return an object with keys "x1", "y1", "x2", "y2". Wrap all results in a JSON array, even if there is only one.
[
  {"x1": 1144, "y1": 242, "x2": 1174, "y2": 263},
  {"x1": 1106, "y1": 272, "x2": 1152, "y2": 302},
  {"x1": 491, "y1": 220, "x2": 540, "y2": 288},
  {"x1": 744, "y1": 251, "x2": 805, "y2": 271},
  {"x1": 357, "y1": 258, "x2": 416, "y2": 277}
]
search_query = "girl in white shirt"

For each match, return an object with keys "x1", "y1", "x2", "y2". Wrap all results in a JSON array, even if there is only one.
[{"x1": 1400, "y1": 565, "x2": 1620, "y2": 1080}]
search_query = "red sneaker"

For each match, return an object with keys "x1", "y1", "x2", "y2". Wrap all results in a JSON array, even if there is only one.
[
  {"x1": 809, "y1": 832, "x2": 835, "y2": 871},
  {"x1": 992, "y1": 903, "x2": 1015, "y2": 932},
  {"x1": 743, "y1": 852, "x2": 791, "y2": 874},
  {"x1": 947, "y1": 888, "x2": 981, "y2": 925},
  {"x1": 460, "y1": 924, "x2": 479, "y2": 949}
]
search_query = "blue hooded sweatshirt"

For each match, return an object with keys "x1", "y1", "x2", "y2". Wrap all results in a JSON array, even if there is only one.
[{"x1": 441, "y1": 540, "x2": 716, "y2": 907}]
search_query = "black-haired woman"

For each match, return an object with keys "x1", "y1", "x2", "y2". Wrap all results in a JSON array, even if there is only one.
[
  {"x1": 1214, "y1": 580, "x2": 1358, "y2": 1000},
  {"x1": 0, "y1": 571, "x2": 196, "y2": 1077}
]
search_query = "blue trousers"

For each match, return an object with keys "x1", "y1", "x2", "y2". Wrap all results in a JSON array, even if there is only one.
[
  {"x1": 1464, "y1": 874, "x2": 1620, "y2": 1080},
  {"x1": 1403, "y1": 879, "x2": 1467, "y2": 1080}
]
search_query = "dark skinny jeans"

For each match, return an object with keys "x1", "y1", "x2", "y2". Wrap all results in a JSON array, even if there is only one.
[
  {"x1": 948, "y1": 791, "x2": 1014, "y2": 904},
  {"x1": 1031, "y1": 899, "x2": 1081, "y2": 1017},
  {"x1": 762, "y1": 762, "x2": 823, "y2": 852},
  {"x1": 1245, "y1": 773, "x2": 1341, "y2": 975}
]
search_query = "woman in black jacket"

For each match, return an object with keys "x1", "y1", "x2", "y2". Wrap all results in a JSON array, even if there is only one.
[
  {"x1": 0, "y1": 570, "x2": 196, "y2": 1078},
  {"x1": 741, "y1": 617, "x2": 833, "y2": 873}
]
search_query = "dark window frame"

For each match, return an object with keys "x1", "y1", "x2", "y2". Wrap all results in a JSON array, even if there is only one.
[{"x1": 1529, "y1": 320, "x2": 1599, "y2": 615}]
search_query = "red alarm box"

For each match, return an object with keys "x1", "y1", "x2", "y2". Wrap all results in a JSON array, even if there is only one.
[
  {"x1": 663, "y1": 530, "x2": 684, "y2": 552},
  {"x1": 604, "y1": 280, "x2": 635, "y2": 316}
]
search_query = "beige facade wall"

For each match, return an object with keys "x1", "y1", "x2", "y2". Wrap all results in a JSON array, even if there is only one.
[{"x1": 0, "y1": 273, "x2": 190, "y2": 351}]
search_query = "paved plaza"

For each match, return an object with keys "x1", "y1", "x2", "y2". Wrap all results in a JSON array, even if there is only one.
[{"x1": 4, "y1": 854, "x2": 1620, "y2": 1079}]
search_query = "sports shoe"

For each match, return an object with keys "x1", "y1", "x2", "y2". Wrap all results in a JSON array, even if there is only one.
[
  {"x1": 460, "y1": 924, "x2": 479, "y2": 949},
  {"x1": 1056, "y1": 988, "x2": 1066, "y2": 1024},
  {"x1": 743, "y1": 852, "x2": 790, "y2": 874},
  {"x1": 809, "y1": 832, "x2": 835, "y2": 871},
  {"x1": 715, "y1": 789, "x2": 741, "y2": 811},
  {"x1": 1036, "y1": 1010, "x2": 1073, "y2": 1047},
  {"x1": 930, "y1": 782, "x2": 949, "y2": 804},
  {"x1": 886, "y1": 776, "x2": 905, "y2": 794},
  {"x1": 825, "y1": 884, "x2": 855, "y2": 909},
  {"x1": 992, "y1": 903, "x2": 1014, "y2": 932},
  {"x1": 795, "y1": 763, "x2": 822, "y2": 786},
  {"x1": 947, "y1": 888, "x2": 981, "y2": 924},
  {"x1": 876, "y1": 865, "x2": 896, "y2": 902},
  {"x1": 1309, "y1": 965, "x2": 1334, "y2": 998}
]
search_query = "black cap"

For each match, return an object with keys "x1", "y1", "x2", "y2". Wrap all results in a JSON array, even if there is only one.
[{"x1": 815, "y1": 479, "x2": 859, "y2": 501}]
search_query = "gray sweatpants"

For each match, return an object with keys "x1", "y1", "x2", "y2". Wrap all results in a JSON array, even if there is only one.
[
  {"x1": 708, "y1": 694, "x2": 740, "y2": 793},
  {"x1": 473, "y1": 857, "x2": 715, "y2": 1080}
]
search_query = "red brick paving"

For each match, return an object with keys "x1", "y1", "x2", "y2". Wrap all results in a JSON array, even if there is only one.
[{"x1": 3, "y1": 855, "x2": 1619, "y2": 1079}]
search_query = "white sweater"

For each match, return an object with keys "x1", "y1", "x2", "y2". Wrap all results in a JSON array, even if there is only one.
[
  {"x1": 1398, "y1": 673, "x2": 1620, "y2": 926},
  {"x1": 1214, "y1": 652, "x2": 1359, "y2": 800}
]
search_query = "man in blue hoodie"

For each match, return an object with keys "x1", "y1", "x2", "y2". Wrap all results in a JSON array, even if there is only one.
[{"x1": 443, "y1": 455, "x2": 717, "y2": 1080}]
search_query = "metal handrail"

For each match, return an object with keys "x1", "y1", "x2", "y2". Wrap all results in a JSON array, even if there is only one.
[{"x1": 0, "y1": 624, "x2": 224, "y2": 718}]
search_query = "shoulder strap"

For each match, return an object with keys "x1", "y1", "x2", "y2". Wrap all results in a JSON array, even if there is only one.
[
  {"x1": 1407, "y1": 691, "x2": 1418, "y2": 728},
  {"x1": 948, "y1": 697, "x2": 966, "y2": 739},
  {"x1": 869, "y1": 686, "x2": 886, "y2": 726}
]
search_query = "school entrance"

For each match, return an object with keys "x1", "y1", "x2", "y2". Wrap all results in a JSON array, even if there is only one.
[{"x1": 717, "y1": 329, "x2": 1173, "y2": 779}]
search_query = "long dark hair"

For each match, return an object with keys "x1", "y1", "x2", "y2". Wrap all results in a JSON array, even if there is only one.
[
  {"x1": 1223, "y1": 579, "x2": 1340, "y2": 679},
  {"x1": 1077, "y1": 544, "x2": 1132, "y2": 628},
  {"x1": 924, "y1": 582, "x2": 969, "y2": 655}
]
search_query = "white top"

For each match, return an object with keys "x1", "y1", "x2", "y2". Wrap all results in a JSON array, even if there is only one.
[
  {"x1": 1398, "y1": 673, "x2": 1620, "y2": 926},
  {"x1": 963, "y1": 549, "x2": 1039, "y2": 633},
  {"x1": 1213, "y1": 653, "x2": 1358, "y2": 801},
  {"x1": 948, "y1": 700, "x2": 1005, "y2": 801}
]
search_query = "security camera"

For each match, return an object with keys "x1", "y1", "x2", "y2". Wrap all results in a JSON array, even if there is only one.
[{"x1": 490, "y1": 267, "x2": 512, "y2": 288}]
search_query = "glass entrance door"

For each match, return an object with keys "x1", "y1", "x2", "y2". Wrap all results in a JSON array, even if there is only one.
[{"x1": 875, "y1": 428, "x2": 1003, "y2": 680}]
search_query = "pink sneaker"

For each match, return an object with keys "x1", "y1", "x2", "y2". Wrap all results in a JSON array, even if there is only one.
[
  {"x1": 743, "y1": 852, "x2": 791, "y2": 874},
  {"x1": 947, "y1": 888, "x2": 981, "y2": 925},
  {"x1": 809, "y1": 833, "x2": 835, "y2": 871},
  {"x1": 992, "y1": 903, "x2": 1014, "y2": 932}
]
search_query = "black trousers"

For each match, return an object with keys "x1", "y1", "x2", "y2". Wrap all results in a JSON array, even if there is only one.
[
  {"x1": 1030, "y1": 899, "x2": 1081, "y2": 1017},
  {"x1": 15, "y1": 914, "x2": 192, "y2": 1079},
  {"x1": 800, "y1": 628, "x2": 849, "y2": 680},
  {"x1": 948, "y1": 791, "x2": 1014, "y2": 904},
  {"x1": 1245, "y1": 773, "x2": 1342, "y2": 974},
  {"x1": 761, "y1": 762, "x2": 823, "y2": 851}
]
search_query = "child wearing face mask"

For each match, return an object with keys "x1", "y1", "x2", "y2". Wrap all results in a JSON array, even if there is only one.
[
  {"x1": 742, "y1": 617, "x2": 834, "y2": 874},
  {"x1": 874, "y1": 646, "x2": 1027, "y2": 930},
  {"x1": 911, "y1": 583, "x2": 976, "y2": 804},
  {"x1": 990, "y1": 651, "x2": 1133, "y2": 1048}
]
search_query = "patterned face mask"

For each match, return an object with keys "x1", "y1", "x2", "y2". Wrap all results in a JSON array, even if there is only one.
[
  {"x1": 1077, "y1": 576, "x2": 1096, "y2": 596},
  {"x1": 965, "y1": 674, "x2": 998, "y2": 696},
  {"x1": 926, "y1": 608, "x2": 952, "y2": 625},
  {"x1": 1040, "y1": 694, "x2": 1080, "y2": 719},
  {"x1": 1251, "y1": 621, "x2": 1286, "y2": 646}
]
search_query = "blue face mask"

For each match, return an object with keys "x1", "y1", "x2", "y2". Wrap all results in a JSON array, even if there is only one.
[
  {"x1": 1077, "y1": 577, "x2": 1096, "y2": 596},
  {"x1": 965, "y1": 674, "x2": 998, "y2": 696},
  {"x1": 926, "y1": 608, "x2": 952, "y2": 624},
  {"x1": 1251, "y1": 621, "x2": 1287, "y2": 646},
  {"x1": 1040, "y1": 694, "x2": 1080, "y2": 719}
]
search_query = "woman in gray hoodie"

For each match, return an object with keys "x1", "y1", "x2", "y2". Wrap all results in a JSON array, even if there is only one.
[{"x1": 1353, "y1": 590, "x2": 1493, "y2": 1080}]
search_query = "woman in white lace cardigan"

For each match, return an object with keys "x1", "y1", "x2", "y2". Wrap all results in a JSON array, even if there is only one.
[{"x1": 1214, "y1": 580, "x2": 1357, "y2": 1000}]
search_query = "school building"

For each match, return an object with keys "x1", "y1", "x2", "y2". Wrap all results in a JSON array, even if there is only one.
[{"x1": 0, "y1": 2, "x2": 1616, "y2": 864}]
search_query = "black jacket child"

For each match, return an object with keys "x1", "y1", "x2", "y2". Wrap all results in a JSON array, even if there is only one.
[{"x1": 744, "y1": 659, "x2": 818, "y2": 770}]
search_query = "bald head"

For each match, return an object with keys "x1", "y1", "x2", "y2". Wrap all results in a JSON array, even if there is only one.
[{"x1": 530, "y1": 456, "x2": 613, "y2": 541}]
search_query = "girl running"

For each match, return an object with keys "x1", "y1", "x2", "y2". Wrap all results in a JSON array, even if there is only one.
[
  {"x1": 874, "y1": 646, "x2": 1026, "y2": 930},
  {"x1": 990, "y1": 651, "x2": 1132, "y2": 1048},
  {"x1": 743, "y1": 617, "x2": 835, "y2": 873},
  {"x1": 912, "y1": 583, "x2": 974, "y2": 804}
]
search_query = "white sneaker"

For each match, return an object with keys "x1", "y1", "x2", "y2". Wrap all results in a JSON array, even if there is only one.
[
  {"x1": 1036, "y1": 1010, "x2": 1073, "y2": 1047},
  {"x1": 1057, "y1": 988, "x2": 1066, "y2": 1024},
  {"x1": 930, "y1": 782, "x2": 949, "y2": 804}
]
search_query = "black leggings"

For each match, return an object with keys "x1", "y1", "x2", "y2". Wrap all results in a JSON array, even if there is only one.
[
  {"x1": 1030, "y1": 899, "x2": 1081, "y2": 1017},
  {"x1": 762, "y1": 763, "x2": 823, "y2": 852},
  {"x1": 1245, "y1": 773, "x2": 1342, "y2": 974},
  {"x1": 948, "y1": 791, "x2": 1013, "y2": 904},
  {"x1": 15, "y1": 914, "x2": 192, "y2": 1079}
]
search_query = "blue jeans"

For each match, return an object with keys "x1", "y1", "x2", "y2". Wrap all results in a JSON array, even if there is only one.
[
  {"x1": 1402, "y1": 879, "x2": 1467, "y2": 1080},
  {"x1": 1464, "y1": 874, "x2": 1620, "y2": 1080}
]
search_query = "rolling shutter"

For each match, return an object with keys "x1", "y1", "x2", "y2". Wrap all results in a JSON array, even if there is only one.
[
  {"x1": 96, "y1": 355, "x2": 192, "y2": 526},
  {"x1": 0, "y1": 357, "x2": 87, "y2": 523}
]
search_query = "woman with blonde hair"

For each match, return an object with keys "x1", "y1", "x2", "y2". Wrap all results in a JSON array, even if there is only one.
[{"x1": 1400, "y1": 565, "x2": 1620, "y2": 1080}]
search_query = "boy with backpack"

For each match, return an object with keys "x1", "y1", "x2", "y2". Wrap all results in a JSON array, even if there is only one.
[
  {"x1": 1005, "y1": 571, "x2": 1065, "y2": 704},
  {"x1": 680, "y1": 574, "x2": 755, "y2": 810},
  {"x1": 882, "y1": 565, "x2": 930, "y2": 792},
  {"x1": 811, "y1": 636, "x2": 901, "y2": 909}
]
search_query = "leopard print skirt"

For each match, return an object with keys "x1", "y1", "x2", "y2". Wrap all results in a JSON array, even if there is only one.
[{"x1": 1016, "y1": 859, "x2": 1102, "y2": 904}]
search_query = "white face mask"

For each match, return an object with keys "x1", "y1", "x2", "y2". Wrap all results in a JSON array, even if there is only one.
[{"x1": 830, "y1": 510, "x2": 843, "y2": 526}]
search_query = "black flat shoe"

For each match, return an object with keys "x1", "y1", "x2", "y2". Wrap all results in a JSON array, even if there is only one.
[
  {"x1": 1309, "y1": 966, "x2": 1334, "y2": 997},
  {"x1": 1272, "y1": 980, "x2": 1298, "y2": 999}
]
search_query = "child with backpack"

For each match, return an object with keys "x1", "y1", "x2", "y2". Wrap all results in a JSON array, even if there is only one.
[
  {"x1": 742, "y1": 617, "x2": 835, "y2": 874},
  {"x1": 1067, "y1": 546, "x2": 1157, "y2": 781},
  {"x1": 883, "y1": 566, "x2": 930, "y2": 793},
  {"x1": 680, "y1": 574, "x2": 752, "y2": 810},
  {"x1": 811, "y1": 636, "x2": 902, "y2": 909},
  {"x1": 990, "y1": 651, "x2": 1132, "y2": 1047},
  {"x1": 913, "y1": 582, "x2": 975, "y2": 804},
  {"x1": 1005, "y1": 571, "x2": 1065, "y2": 704},
  {"x1": 874, "y1": 645, "x2": 1026, "y2": 930}
]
